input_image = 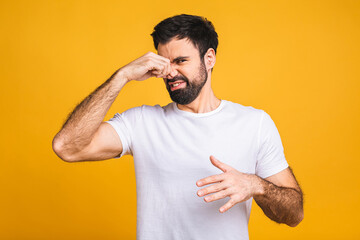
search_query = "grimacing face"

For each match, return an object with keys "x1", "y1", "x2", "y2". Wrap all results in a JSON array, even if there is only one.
[{"x1": 157, "y1": 38, "x2": 208, "y2": 105}]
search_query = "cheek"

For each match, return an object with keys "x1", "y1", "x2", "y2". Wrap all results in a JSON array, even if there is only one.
[{"x1": 178, "y1": 68, "x2": 192, "y2": 79}]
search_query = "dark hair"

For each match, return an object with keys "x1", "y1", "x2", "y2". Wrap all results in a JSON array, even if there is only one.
[{"x1": 150, "y1": 14, "x2": 218, "y2": 60}]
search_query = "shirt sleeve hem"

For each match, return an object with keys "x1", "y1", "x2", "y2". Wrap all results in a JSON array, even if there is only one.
[
  {"x1": 257, "y1": 160, "x2": 289, "y2": 179},
  {"x1": 104, "y1": 120, "x2": 129, "y2": 159}
]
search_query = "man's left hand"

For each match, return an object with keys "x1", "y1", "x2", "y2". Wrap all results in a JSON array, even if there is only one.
[{"x1": 196, "y1": 155, "x2": 262, "y2": 213}]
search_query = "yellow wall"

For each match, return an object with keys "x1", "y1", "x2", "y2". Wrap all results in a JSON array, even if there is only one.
[{"x1": 1, "y1": 0, "x2": 359, "y2": 239}]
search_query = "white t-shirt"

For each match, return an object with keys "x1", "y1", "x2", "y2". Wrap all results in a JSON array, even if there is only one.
[{"x1": 105, "y1": 99, "x2": 289, "y2": 240}]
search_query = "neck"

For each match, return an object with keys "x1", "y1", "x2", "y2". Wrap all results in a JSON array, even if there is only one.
[{"x1": 176, "y1": 73, "x2": 221, "y2": 113}]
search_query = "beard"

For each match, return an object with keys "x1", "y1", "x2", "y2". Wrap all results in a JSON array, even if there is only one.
[{"x1": 166, "y1": 61, "x2": 208, "y2": 105}]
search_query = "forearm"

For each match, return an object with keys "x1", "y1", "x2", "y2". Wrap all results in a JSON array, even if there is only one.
[
  {"x1": 253, "y1": 176, "x2": 304, "y2": 227},
  {"x1": 53, "y1": 69, "x2": 128, "y2": 154}
]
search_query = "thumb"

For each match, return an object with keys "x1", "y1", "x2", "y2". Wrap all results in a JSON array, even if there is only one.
[{"x1": 210, "y1": 155, "x2": 231, "y2": 172}]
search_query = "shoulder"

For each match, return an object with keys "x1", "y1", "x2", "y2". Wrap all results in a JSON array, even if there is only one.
[
  {"x1": 120, "y1": 102, "x2": 173, "y2": 120},
  {"x1": 140, "y1": 102, "x2": 173, "y2": 114},
  {"x1": 222, "y1": 99, "x2": 265, "y2": 119}
]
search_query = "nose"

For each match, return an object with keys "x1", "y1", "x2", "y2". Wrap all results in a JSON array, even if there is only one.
[{"x1": 166, "y1": 64, "x2": 178, "y2": 79}]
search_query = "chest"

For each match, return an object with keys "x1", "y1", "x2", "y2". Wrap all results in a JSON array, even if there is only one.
[{"x1": 132, "y1": 116, "x2": 259, "y2": 179}]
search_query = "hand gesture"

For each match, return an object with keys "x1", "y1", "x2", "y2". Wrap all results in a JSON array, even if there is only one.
[
  {"x1": 119, "y1": 52, "x2": 172, "y2": 82},
  {"x1": 196, "y1": 155, "x2": 262, "y2": 213}
]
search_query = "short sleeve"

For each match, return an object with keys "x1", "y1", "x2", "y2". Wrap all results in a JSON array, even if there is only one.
[
  {"x1": 105, "y1": 106, "x2": 143, "y2": 158},
  {"x1": 255, "y1": 110, "x2": 289, "y2": 178}
]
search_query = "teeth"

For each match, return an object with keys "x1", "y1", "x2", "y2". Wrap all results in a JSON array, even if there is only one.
[{"x1": 173, "y1": 83, "x2": 181, "y2": 87}]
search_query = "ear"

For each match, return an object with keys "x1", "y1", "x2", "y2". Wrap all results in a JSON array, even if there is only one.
[{"x1": 203, "y1": 48, "x2": 216, "y2": 71}]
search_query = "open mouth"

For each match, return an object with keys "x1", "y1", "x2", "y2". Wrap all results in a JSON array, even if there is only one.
[{"x1": 169, "y1": 81, "x2": 186, "y2": 91}]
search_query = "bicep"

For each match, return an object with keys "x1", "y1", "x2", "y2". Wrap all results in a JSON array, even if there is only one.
[
  {"x1": 264, "y1": 166, "x2": 302, "y2": 193},
  {"x1": 70, "y1": 122, "x2": 123, "y2": 162}
]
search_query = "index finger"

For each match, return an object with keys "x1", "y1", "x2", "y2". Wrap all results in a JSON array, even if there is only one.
[
  {"x1": 148, "y1": 51, "x2": 171, "y2": 63},
  {"x1": 151, "y1": 53, "x2": 171, "y2": 75},
  {"x1": 196, "y1": 173, "x2": 225, "y2": 187}
]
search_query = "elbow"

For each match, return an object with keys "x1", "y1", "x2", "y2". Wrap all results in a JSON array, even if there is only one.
[
  {"x1": 287, "y1": 210, "x2": 304, "y2": 227},
  {"x1": 52, "y1": 137, "x2": 74, "y2": 162}
]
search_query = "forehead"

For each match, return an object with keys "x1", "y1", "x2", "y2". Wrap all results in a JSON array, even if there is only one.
[{"x1": 157, "y1": 37, "x2": 200, "y2": 60}]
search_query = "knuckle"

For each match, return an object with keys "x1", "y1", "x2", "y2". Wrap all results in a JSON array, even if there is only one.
[
  {"x1": 145, "y1": 59, "x2": 152, "y2": 65},
  {"x1": 229, "y1": 198, "x2": 237, "y2": 205},
  {"x1": 207, "y1": 187, "x2": 214, "y2": 194},
  {"x1": 213, "y1": 185, "x2": 220, "y2": 192},
  {"x1": 232, "y1": 194, "x2": 241, "y2": 203},
  {"x1": 217, "y1": 183, "x2": 226, "y2": 191}
]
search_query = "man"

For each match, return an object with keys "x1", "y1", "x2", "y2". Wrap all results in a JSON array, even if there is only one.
[{"x1": 53, "y1": 14, "x2": 303, "y2": 239}]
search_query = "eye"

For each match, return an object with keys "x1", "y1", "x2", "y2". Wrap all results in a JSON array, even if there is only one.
[{"x1": 176, "y1": 59, "x2": 187, "y2": 64}]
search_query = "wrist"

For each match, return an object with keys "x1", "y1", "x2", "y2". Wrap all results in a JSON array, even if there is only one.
[
  {"x1": 112, "y1": 68, "x2": 130, "y2": 85},
  {"x1": 252, "y1": 174, "x2": 265, "y2": 197}
]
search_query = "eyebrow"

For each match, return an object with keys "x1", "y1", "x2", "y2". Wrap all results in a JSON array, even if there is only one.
[{"x1": 171, "y1": 56, "x2": 190, "y2": 63}]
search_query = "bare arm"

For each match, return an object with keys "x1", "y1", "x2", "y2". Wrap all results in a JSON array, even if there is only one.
[
  {"x1": 253, "y1": 167, "x2": 304, "y2": 227},
  {"x1": 196, "y1": 157, "x2": 304, "y2": 227},
  {"x1": 52, "y1": 70, "x2": 128, "y2": 161},
  {"x1": 52, "y1": 52, "x2": 172, "y2": 162}
]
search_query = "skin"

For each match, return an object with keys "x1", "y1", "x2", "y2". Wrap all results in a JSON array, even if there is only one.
[
  {"x1": 53, "y1": 36, "x2": 303, "y2": 227},
  {"x1": 158, "y1": 38, "x2": 303, "y2": 227},
  {"x1": 196, "y1": 156, "x2": 304, "y2": 227},
  {"x1": 157, "y1": 37, "x2": 221, "y2": 113}
]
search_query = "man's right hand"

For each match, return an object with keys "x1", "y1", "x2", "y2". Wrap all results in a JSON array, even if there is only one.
[
  {"x1": 118, "y1": 52, "x2": 172, "y2": 82},
  {"x1": 53, "y1": 52, "x2": 174, "y2": 162}
]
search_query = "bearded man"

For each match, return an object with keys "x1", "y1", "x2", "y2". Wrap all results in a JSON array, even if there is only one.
[{"x1": 53, "y1": 14, "x2": 304, "y2": 240}]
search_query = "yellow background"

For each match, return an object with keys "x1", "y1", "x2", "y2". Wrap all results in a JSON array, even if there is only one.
[{"x1": 1, "y1": 0, "x2": 359, "y2": 239}]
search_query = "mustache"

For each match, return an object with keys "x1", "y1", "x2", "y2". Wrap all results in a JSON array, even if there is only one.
[{"x1": 166, "y1": 75, "x2": 188, "y2": 84}]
